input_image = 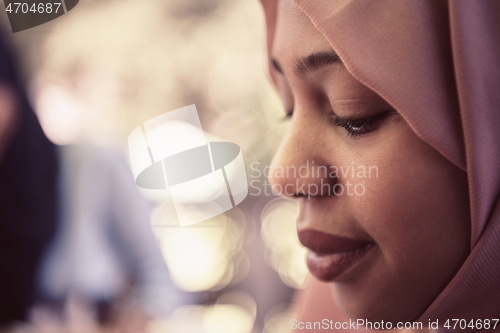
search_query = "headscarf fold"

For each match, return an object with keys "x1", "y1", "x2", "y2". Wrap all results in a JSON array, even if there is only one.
[{"x1": 261, "y1": 0, "x2": 500, "y2": 323}]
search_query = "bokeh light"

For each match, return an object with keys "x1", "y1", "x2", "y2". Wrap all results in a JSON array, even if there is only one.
[
  {"x1": 150, "y1": 204, "x2": 249, "y2": 292},
  {"x1": 262, "y1": 303, "x2": 297, "y2": 333},
  {"x1": 261, "y1": 199, "x2": 310, "y2": 289},
  {"x1": 30, "y1": 0, "x2": 284, "y2": 159},
  {"x1": 148, "y1": 291, "x2": 256, "y2": 333}
]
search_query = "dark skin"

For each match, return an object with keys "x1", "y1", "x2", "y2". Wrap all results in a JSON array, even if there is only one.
[{"x1": 268, "y1": 0, "x2": 470, "y2": 324}]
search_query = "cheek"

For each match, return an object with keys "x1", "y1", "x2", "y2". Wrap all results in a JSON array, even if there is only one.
[
  {"x1": 355, "y1": 125, "x2": 470, "y2": 263},
  {"x1": 333, "y1": 122, "x2": 470, "y2": 320}
]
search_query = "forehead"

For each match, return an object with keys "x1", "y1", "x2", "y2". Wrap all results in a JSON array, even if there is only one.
[{"x1": 271, "y1": 0, "x2": 333, "y2": 68}]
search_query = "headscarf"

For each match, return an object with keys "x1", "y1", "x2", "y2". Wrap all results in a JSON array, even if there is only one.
[
  {"x1": 0, "y1": 31, "x2": 59, "y2": 324},
  {"x1": 261, "y1": 0, "x2": 500, "y2": 324}
]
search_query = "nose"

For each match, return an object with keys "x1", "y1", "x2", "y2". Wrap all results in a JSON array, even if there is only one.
[{"x1": 268, "y1": 111, "x2": 337, "y2": 200}]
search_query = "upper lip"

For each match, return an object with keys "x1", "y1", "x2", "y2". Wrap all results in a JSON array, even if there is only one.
[{"x1": 298, "y1": 229, "x2": 371, "y2": 254}]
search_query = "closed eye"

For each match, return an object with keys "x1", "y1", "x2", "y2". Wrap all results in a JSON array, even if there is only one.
[{"x1": 332, "y1": 111, "x2": 396, "y2": 137}]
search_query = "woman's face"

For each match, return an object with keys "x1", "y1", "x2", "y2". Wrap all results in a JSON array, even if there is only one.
[{"x1": 268, "y1": 0, "x2": 471, "y2": 323}]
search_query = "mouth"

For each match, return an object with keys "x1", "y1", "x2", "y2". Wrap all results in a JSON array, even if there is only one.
[{"x1": 298, "y1": 229, "x2": 374, "y2": 282}]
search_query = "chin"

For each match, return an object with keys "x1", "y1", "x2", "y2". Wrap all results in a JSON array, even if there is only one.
[{"x1": 332, "y1": 279, "x2": 425, "y2": 326}]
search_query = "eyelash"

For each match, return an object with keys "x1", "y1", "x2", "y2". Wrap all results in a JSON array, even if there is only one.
[
  {"x1": 332, "y1": 112, "x2": 395, "y2": 136},
  {"x1": 283, "y1": 110, "x2": 394, "y2": 136}
]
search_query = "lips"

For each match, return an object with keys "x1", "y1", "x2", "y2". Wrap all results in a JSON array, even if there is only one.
[{"x1": 298, "y1": 229, "x2": 373, "y2": 281}]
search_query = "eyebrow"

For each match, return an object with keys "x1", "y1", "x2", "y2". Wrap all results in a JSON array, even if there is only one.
[
  {"x1": 294, "y1": 51, "x2": 341, "y2": 76},
  {"x1": 271, "y1": 51, "x2": 341, "y2": 77}
]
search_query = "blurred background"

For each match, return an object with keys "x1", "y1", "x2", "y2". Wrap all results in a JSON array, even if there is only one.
[{"x1": 0, "y1": 0, "x2": 311, "y2": 332}]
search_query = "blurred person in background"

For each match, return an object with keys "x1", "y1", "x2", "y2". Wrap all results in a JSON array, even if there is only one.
[
  {"x1": 0, "y1": 31, "x2": 178, "y2": 332},
  {"x1": 262, "y1": 0, "x2": 500, "y2": 331}
]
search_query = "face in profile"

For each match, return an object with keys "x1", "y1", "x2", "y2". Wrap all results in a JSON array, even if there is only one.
[{"x1": 268, "y1": 0, "x2": 471, "y2": 323}]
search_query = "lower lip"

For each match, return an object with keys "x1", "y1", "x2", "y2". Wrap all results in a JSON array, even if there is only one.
[{"x1": 306, "y1": 243, "x2": 374, "y2": 282}]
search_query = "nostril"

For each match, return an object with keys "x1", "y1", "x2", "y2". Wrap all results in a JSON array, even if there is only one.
[{"x1": 268, "y1": 157, "x2": 340, "y2": 199}]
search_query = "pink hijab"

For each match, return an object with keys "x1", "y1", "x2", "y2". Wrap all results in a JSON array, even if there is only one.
[{"x1": 261, "y1": 0, "x2": 500, "y2": 323}]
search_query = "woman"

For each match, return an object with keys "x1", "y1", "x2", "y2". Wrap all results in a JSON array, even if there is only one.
[{"x1": 262, "y1": 0, "x2": 500, "y2": 331}]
